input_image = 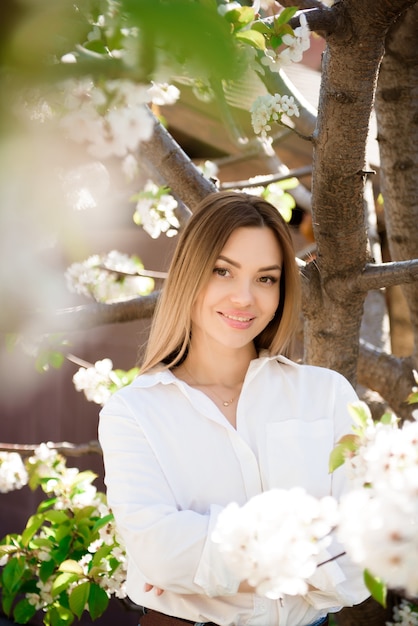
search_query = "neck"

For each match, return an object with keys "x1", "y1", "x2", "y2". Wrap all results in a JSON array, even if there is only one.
[{"x1": 183, "y1": 343, "x2": 256, "y2": 387}]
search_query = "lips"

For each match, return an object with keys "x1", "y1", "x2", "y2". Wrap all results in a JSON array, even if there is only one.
[
  {"x1": 222, "y1": 313, "x2": 255, "y2": 322},
  {"x1": 219, "y1": 311, "x2": 256, "y2": 329}
]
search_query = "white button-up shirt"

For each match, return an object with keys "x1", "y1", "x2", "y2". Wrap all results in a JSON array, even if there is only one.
[{"x1": 99, "y1": 354, "x2": 369, "y2": 626}]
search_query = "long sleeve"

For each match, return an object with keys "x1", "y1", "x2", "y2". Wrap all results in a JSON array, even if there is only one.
[{"x1": 99, "y1": 392, "x2": 240, "y2": 597}]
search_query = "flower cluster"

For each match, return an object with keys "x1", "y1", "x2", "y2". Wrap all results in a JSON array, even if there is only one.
[
  {"x1": 336, "y1": 404, "x2": 418, "y2": 596},
  {"x1": 72, "y1": 359, "x2": 115, "y2": 405},
  {"x1": 65, "y1": 250, "x2": 154, "y2": 303},
  {"x1": 387, "y1": 600, "x2": 418, "y2": 626},
  {"x1": 133, "y1": 181, "x2": 180, "y2": 239},
  {"x1": 72, "y1": 359, "x2": 139, "y2": 406},
  {"x1": 59, "y1": 79, "x2": 153, "y2": 170},
  {"x1": 250, "y1": 94, "x2": 300, "y2": 142},
  {"x1": 0, "y1": 446, "x2": 127, "y2": 625},
  {"x1": 276, "y1": 13, "x2": 310, "y2": 65},
  {"x1": 212, "y1": 487, "x2": 338, "y2": 599},
  {"x1": 57, "y1": 77, "x2": 179, "y2": 181},
  {"x1": 0, "y1": 452, "x2": 28, "y2": 493}
]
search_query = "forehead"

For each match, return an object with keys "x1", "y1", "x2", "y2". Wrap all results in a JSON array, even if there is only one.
[{"x1": 219, "y1": 227, "x2": 283, "y2": 263}]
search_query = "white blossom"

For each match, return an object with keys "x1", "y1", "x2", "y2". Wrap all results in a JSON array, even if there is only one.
[
  {"x1": 212, "y1": 487, "x2": 338, "y2": 600},
  {"x1": 148, "y1": 82, "x2": 180, "y2": 106},
  {"x1": 250, "y1": 93, "x2": 299, "y2": 140},
  {"x1": 338, "y1": 489, "x2": 418, "y2": 596},
  {"x1": 197, "y1": 160, "x2": 219, "y2": 180},
  {"x1": 337, "y1": 413, "x2": 418, "y2": 596},
  {"x1": 278, "y1": 13, "x2": 310, "y2": 64},
  {"x1": 387, "y1": 600, "x2": 418, "y2": 626},
  {"x1": 73, "y1": 358, "x2": 114, "y2": 405},
  {"x1": 0, "y1": 452, "x2": 28, "y2": 493},
  {"x1": 134, "y1": 181, "x2": 180, "y2": 239},
  {"x1": 218, "y1": 2, "x2": 241, "y2": 16},
  {"x1": 60, "y1": 79, "x2": 153, "y2": 163},
  {"x1": 65, "y1": 251, "x2": 154, "y2": 303}
]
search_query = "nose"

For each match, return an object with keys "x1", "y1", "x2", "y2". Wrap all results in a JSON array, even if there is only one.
[{"x1": 230, "y1": 279, "x2": 255, "y2": 306}]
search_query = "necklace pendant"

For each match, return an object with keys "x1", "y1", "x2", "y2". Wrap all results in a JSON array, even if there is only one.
[{"x1": 223, "y1": 401, "x2": 229, "y2": 407}]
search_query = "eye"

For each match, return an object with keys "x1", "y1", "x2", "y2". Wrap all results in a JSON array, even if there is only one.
[
  {"x1": 213, "y1": 267, "x2": 230, "y2": 277},
  {"x1": 259, "y1": 275, "x2": 279, "y2": 285}
]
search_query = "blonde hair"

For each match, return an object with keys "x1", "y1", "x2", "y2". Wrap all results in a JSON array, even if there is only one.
[{"x1": 140, "y1": 191, "x2": 301, "y2": 373}]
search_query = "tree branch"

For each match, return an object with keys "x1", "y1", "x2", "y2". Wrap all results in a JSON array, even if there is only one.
[
  {"x1": 357, "y1": 339, "x2": 417, "y2": 420},
  {"x1": 358, "y1": 259, "x2": 418, "y2": 291},
  {"x1": 38, "y1": 292, "x2": 160, "y2": 334},
  {"x1": 139, "y1": 107, "x2": 217, "y2": 211},
  {"x1": 220, "y1": 166, "x2": 312, "y2": 190},
  {"x1": 0, "y1": 440, "x2": 102, "y2": 456}
]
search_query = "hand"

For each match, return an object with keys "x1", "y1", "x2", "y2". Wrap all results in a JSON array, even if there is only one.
[{"x1": 144, "y1": 582, "x2": 165, "y2": 596}]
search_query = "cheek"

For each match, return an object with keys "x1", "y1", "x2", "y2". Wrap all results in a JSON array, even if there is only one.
[{"x1": 265, "y1": 286, "x2": 280, "y2": 312}]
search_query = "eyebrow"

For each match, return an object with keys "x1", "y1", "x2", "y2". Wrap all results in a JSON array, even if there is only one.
[{"x1": 217, "y1": 255, "x2": 282, "y2": 272}]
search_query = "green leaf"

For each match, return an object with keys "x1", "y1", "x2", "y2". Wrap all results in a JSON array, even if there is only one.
[
  {"x1": 224, "y1": 6, "x2": 255, "y2": 29},
  {"x1": 69, "y1": 582, "x2": 90, "y2": 619},
  {"x1": 39, "y1": 558, "x2": 57, "y2": 583},
  {"x1": 74, "y1": 506, "x2": 97, "y2": 522},
  {"x1": 88, "y1": 583, "x2": 109, "y2": 620},
  {"x1": 92, "y1": 513, "x2": 114, "y2": 534},
  {"x1": 84, "y1": 40, "x2": 109, "y2": 55},
  {"x1": 22, "y1": 514, "x2": 44, "y2": 547},
  {"x1": 279, "y1": 177, "x2": 299, "y2": 191},
  {"x1": 1, "y1": 591, "x2": 15, "y2": 616},
  {"x1": 235, "y1": 29, "x2": 266, "y2": 51},
  {"x1": 90, "y1": 544, "x2": 113, "y2": 568},
  {"x1": 51, "y1": 572, "x2": 79, "y2": 597},
  {"x1": 46, "y1": 605, "x2": 74, "y2": 626},
  {"x1": 380, "y1": 411, "x2": 397, "y2": 425},
  {"x1": 329, "y1": 434, "x2": 359, "y2": 472},
  {"x1": 0, "y1": 544, "x2": 19, "y2": 559},
  {"x1": 270, "y1": 34, "x2": 284, "y2": 49},
  {"x1": 274, "y1": 6, "x2": 298, "y2": 28},
  {"x1": 348, "y1": 401, "x2": 373, "y2": 430},
  {"x1": 2, "y1": 556, "x2": 26, "y2": 594},
  {"x1": 364, "y1": 569, "x2": 387, "y2": 607},
  {"x1": 59, "y1": 560, "x2": 85, "y2": 576},
  {"x1": 71, "y1": 470, "x2": 98, "y2": 487},
  {"x1": 37, "y1": 497, "x2": 59, "y2": 511},
  {"x1": 52, "y1": 535, "x2": 72, "y2": 563},
  {"x1": 44, "y1": 510, "x2": 69, "y2": 525},
  {"x1": 13, "y1": 598, "x2": 37, "y2": 624},
  {"x1": 252, "y1": 22, "x2": 272, "y2": 36},
  {"x1": 407, "y1": 390, "x2": 418, "y2": 404},
  {"x1": 121, "y1": 0, "x2": 244, "y2": 83}
]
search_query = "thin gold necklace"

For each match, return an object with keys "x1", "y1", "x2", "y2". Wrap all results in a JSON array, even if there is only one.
[{"x1": 182, "y1": 364, "x2": 240, "y2": 407}]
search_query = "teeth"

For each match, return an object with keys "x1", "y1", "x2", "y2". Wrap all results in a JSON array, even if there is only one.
[{"x1": 224, "y1": 313, "x2": 253, "y2": 322}]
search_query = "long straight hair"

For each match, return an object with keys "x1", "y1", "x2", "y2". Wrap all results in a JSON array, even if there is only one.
[{"x1": 140, "y1": 191, "x2": 301, "y2": 373}]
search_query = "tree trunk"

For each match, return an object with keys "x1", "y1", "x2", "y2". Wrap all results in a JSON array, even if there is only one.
[
  {"x1": 336, "y1": 593, "x2": 396, "y2": 626},
  {"x1": 375, "y1": 5, "x2": 418, "y2": 366}
]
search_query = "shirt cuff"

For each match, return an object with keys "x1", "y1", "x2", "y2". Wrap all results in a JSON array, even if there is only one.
[{"x1": 194, "y1": 504, "x2": 241, "y2": 597}]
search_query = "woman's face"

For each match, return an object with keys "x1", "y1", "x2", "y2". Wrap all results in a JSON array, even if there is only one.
[{"x1": 191, "y1": 227, "x2": 282, "y2": 353}]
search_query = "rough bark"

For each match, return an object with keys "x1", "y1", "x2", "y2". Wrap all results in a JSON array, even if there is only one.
[
  {"x1": 358, "y1": 340, "x2": 417, "y2": 420},
  {"x1": 303, "y1": 0, "x2": 417, "y2": 385},
  {"x1": 375, "y1": 5, "x2": 418, "y2": 365},
  {"x1": 140, "y1": 106, "x2": 218, "y2": 212}
]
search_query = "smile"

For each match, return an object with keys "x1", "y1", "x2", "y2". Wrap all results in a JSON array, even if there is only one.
[{"x1": 221, "y1": 313, "x2": 255, "y2": 323}]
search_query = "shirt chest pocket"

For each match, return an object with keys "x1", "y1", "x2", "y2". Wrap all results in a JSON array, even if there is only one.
[{"x1": 264, "y1": 419, "x2": 334, "y2": 497}]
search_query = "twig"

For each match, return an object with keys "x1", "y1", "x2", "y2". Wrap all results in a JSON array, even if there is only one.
[
  {"x1": 221, "y1": 166, "x2": 312, "y2": 190},
  {"x1": 0, "y1": 440, "x2": 102, "y2": 456},
  {"x1": 318, "y1": 551, "x2": 346, "y2": 567}
]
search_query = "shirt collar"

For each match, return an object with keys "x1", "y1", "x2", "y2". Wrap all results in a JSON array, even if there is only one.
[{"x1": 132, "y1": 351, "x2": 297, "y2": 389}]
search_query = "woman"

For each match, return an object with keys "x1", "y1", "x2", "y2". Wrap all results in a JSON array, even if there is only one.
[{"x1": 99, "y1": 191, "x2": 369, "y2": 626}]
